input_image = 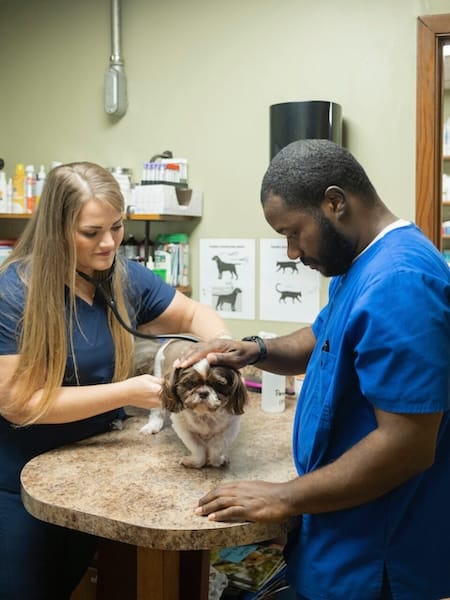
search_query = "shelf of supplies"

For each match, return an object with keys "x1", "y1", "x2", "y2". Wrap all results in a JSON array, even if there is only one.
[
  {"x1": 127, "y1": 213, "x2": 199, "y2": 222},
  {"x1": 0, "y1": 212, "x2": 199, "y2": 266},
  {"x1": 0, "y1": 213, "x2": 199, "y2": 222},
  {"x1": 0, "y1": 213, "x2": 32, "y2": 219}
]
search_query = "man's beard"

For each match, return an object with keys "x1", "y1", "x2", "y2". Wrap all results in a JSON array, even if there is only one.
[{"x1": 305, "y1": 213, "x2": 356, "y2": 277}]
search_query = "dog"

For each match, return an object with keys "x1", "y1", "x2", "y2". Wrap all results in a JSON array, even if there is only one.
[
  {"x1": 215, "y1": 287, "x2": 242, "y2": 311},
  {"x1": 276, "y1": 260, "x2": 300, "y2": 274},
  {"x1": 276, "y1": 283, "x2": 302, "y2": 303},
  {"x1": 212, "y1": 255, "x2": 239, "y2": 279},
  {"x1": 137, "y1": 338, "x2": 248, "y2": 468}
]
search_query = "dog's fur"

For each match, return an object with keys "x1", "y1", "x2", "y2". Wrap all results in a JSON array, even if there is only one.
[
  {"x1": 215, "y1": 287, "x2": 242, "y2": 311},
  {"x1": 137, "y1": 339, "x2": 248, "y2": 468},
  {"x1": 212, "y1": 255, "x2": 239, "y2": 279},
  {"x1": 276, "y1": 283, "x2": 302, "y2": 303}
]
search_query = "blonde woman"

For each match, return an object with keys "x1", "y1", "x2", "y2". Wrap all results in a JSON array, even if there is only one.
[{"x1": 0, "y1": 162, "x2": 229, "y2": 599}]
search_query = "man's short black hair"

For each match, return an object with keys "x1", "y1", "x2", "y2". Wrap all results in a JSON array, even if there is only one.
[{"x1": 260, "y1": 139, "x2": 378, "y2": 211}]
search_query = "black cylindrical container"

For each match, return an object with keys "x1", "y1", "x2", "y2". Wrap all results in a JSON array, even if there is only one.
[{"x1": 270, "y1": 101, "x2": 342, "y2": 159}]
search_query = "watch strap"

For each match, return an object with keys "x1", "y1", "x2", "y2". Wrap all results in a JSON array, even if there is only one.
[{"x1": 241, "y1": 335, "x2": 267, "y2": 364}]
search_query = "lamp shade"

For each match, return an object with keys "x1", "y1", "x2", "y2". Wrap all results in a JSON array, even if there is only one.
[{"x1": 270, "y1": 101, "x2": 342, "y2": 159}]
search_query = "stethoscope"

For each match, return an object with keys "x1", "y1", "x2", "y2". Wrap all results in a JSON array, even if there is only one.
[{"x1": 76, "y1": 263, "x2": 199, "y2": 343}]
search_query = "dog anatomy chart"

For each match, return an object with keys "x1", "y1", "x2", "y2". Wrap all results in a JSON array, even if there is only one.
[
  {"x1": 259, "y1": 238, "x2": 320, "y2": 323},
  {"x1": 199, "y1": 239, "x2": 255, "y2": 319}
]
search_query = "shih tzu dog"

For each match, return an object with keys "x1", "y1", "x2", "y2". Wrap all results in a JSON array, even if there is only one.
[{"x1": 135, "y1": 338, "x2": 248, "y2": 468}]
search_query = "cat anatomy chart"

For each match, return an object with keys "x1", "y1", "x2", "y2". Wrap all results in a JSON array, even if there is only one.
[{"x1": 259, "y1": 238, "x2": 320, "y2": 323}]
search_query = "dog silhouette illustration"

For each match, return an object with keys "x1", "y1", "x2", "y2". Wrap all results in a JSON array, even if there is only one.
[
  {"x1": 276, "y1": 283, "x2": 302, "y2": 303},
  {"x1": 212, "y1": 255, "x2": 238, "y2": 279},
  {"x1": 214, "y1": 288, "x2": 242, "y2": 311},
  {"x1": 276, "y1": 260, "x2": 300, "y2": 274}
]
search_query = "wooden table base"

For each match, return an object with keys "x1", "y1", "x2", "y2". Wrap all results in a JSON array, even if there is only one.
[{"x1": 96, "y1": 539, "x2": 210, "y2": 600}]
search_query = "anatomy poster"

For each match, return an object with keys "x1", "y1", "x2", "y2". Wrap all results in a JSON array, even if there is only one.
[
  {"x1": 259, "y1": 238, "x2": 320, "y2": 323},
  {"x1": 199, "y1": 239, "x2": 255, "y2": 319}
]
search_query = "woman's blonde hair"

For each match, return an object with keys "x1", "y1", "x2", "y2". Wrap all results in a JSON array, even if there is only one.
[{"x1": 1, "y1": 162, "x2": 134, "y2": 424}]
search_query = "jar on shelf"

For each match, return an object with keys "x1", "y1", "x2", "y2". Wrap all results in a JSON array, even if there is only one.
[{"x1": 122, "y1": 233, "x2": 140, "y2": 260}]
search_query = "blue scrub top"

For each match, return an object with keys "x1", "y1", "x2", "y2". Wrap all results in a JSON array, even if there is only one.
[
  {"x1": 0, "y1": 259, "x2": 175, "y2": 493},
  {"x1": 287, "y1": 224, "x2": 450, "y2": 600}
]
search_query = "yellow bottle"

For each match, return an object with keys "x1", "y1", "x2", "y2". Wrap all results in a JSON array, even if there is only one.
[{"x1": 12, "y1": 163, "x2": 25, "y2": 213}]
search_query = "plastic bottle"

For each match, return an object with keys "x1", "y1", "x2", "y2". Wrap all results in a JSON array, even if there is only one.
[
  {"x1": 261, "y1": 371, "x2": 286, "y2": 413},
  {"x1": 6, "y1": 179, "x2": 13, "y2": 212},
  {"x1": 155, "y1": 233, "x2": 189, "y2": 287},
  {"x1": 259, "y1": 332, "x2": 286, "y2": 413},
  {"x1": 108, "y1": 166, "x2": 132, "y2": 206},
  {"x1": 24, "y1": 165, "x2": 37, "y2": 213},
  {"x1": 123, "y1": 234, "x2": 139, "y2": 259},
  {"x1": 0, "y1": 159, "x2": 7, "y2": 213},
  {"x1": 35, "y1": 164, "x2": 46, "y2": 206},
  {"x1": 12, "y1": 163, "x2": 25, "y2": 213}
]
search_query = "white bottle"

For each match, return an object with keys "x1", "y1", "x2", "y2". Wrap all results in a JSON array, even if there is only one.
[
  {"x1": 261, "y1": 371, "x2": 286, "y2": 413},
  {"x1": 35, "y1": 164, "x2": 46, "y2": 206},
  {"x1": 0, "y1": 170, "x2": 7, "y2": 213},
  {"x1": 6, "y1": 178, "x2": 13, "y2": 212},
  {"x1": 259, "y1": 331, "x2": 285, "y2": 413}
]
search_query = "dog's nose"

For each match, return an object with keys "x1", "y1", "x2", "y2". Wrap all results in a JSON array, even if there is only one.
[{"x1": 199, "y1": 391, "x2": 209, "y2": 400}]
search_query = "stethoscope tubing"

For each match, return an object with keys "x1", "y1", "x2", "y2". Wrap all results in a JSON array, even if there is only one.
[{"x1": 76, "y1": 267, "x2": 199, "y2": 343}]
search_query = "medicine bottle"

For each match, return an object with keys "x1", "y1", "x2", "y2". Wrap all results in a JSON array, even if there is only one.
[
  {"x1": 24, "y1": 165, "x2": 37, "y2": 213},
  {"x1": 123, "y1": 234, "x2": 139, "y2": 259},
  {"x1": 12, "y1": 163, "x2": 25, "y2": 213},
  {"x1": 0, "y1": 159, "x2": 7, "y2": 213},
  {"x1": 35, "y1": 165, "x2": 46, "y2": 206}
]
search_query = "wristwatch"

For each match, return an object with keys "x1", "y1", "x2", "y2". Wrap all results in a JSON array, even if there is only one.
[{"x1": 241, "y1": 335, "x2": 267, "y2": 364}]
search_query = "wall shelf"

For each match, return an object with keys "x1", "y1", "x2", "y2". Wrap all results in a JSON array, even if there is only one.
[
  {"x1": 0, "y1": 213, "x2": 199, "y2": 222},
  {"x1": 0, "y1": 213, "x2": 31, "y2": 219},
  {"x1": 0, "y1": 213, "x2": 199, "y2": 288}
]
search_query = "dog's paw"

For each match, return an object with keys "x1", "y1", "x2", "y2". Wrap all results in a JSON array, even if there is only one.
[
  {"x1": 208, "y1": 454, "x2": 229, "y2": 468},
  {"x1": 140, "y1": 415, "x2": 165, "y2": 435},
  {"x1": 180, "y1": 456, "x2": 206, "y2": 469}
]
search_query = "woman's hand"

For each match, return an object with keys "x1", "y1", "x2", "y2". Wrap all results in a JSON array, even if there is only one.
[
  {"x1": 194, "y1": 480, "x2": 292, "y2": 523},
  {"x1": 177, "y1": 338, "x2": 259, "y2": 370},
  {"x1": 124, "y1": 374, "x2": 163, "y2": 410}
]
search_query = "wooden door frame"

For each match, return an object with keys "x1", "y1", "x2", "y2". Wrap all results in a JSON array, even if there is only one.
[{"x1": 416, "y1": 14, "x2": 450, "y2": 246}]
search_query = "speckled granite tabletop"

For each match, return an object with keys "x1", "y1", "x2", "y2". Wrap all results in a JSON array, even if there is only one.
[{"x1": 21, "y1": 393, "x2": 297, "y2": 551}]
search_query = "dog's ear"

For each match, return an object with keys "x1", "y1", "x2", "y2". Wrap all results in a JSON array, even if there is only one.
[
  {"x1": 226, "y1": 371, "x2": 249, "y2": 415},
  {"x1": 160, "y1": 368, "x2": 184, "y2": 413}
]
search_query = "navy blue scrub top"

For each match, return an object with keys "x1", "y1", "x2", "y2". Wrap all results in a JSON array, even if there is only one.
[{"x1": 0, "y1": 259, "x2": 175, "y2": 493}]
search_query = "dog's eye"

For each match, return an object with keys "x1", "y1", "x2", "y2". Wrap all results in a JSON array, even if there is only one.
[
  {"x1": 179, "y1": 380, "x2": 197, "y2": 393},
  {"x1": 213, "y1": 380, "x2": 230, "y2": 394}
]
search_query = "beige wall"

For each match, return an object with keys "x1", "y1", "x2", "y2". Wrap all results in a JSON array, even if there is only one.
[{"x1": 1, "y1": 0, "x2": 449, "y2": 337}]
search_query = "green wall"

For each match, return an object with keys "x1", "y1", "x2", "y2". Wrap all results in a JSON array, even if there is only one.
[{"x1": 1, "y1": 0, "x2": 449, "y2": 337}]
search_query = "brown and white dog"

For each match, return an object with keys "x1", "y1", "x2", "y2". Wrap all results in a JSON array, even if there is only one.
[{"x1": 135, "y1": 338, "x2": 248, "y2": 468}]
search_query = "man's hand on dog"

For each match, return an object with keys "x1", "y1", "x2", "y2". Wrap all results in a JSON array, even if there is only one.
[{"x1": 176, "y1": 338, "x2": 258, "y2": 370}]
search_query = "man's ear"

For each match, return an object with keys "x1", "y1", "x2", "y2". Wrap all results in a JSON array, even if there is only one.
[{"x1": 323, "y1": 185, "x2": 347, "y2": 219}]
